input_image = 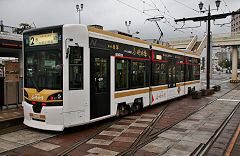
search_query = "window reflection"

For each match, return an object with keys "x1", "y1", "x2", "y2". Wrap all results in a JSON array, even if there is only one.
[
  {"x1": 95, "y1": 58, "x2": 107, "y2": 93},
  {"x1": 69, "y1": 47, "x2": 83, "y2": 90}
]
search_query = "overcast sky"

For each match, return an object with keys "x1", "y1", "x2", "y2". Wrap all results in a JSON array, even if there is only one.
[{"x1": 1, "y1": 0, "x2": 240, "y2": 40}]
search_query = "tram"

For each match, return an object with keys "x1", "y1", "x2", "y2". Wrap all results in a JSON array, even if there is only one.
[{"x1": 22, "y1": 24, "x2": 200, "y2": 131}]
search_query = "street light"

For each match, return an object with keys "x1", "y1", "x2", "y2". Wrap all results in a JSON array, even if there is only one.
[
  {"x1": 76, "y1": 4, "x2": 84, "y2": 24},
  {"x1": 198, "y1": 0, "x2": 221, "y2": 90},
  {"x1": 215, "y1": 0, "x2": 221, "y2": 9},
  {"x1": 125, "y1": 21, "x2": 131, "y2": 34},
  {"x1": 198, "y1": 1, "x2": 203, "y2": 11},
  {"x1": 198, "y1": 1, "x2": 221, "y2": 12}
]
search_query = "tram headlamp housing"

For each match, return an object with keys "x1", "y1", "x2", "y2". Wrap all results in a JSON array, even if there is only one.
[{"x1": 47, "y1": 92, "x2": 63, "y2": 101}]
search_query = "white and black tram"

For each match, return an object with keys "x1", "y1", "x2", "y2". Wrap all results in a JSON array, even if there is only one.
[{"x1": 22, "y1": 24, "x2": 200, "y2": 131}]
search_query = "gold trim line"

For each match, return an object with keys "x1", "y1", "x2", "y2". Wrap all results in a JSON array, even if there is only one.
[{"x1": 115, "y1": 88, "x2": 149, "y2": 98}]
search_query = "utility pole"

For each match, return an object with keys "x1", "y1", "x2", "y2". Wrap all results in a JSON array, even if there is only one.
[
  {"x1": 175, "y1": 1, "x2": 240, "y2": 90},
  {"x1": 0, "y1": 20, "x2": 4, "y2": 32},
  {"x1": 76, "y1": 4, "x2": 83, "y2": 24}
]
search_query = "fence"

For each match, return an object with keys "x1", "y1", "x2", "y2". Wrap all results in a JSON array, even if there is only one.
[{"x1": 0, "y1": 78, "x2": 23, "y2": 109}]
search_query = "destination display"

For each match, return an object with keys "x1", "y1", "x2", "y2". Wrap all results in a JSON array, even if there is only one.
[
  {"x1": 89, "y1": 37, "x2": 149, "y2": 59},
  {"x1": 29, "y1": 33, "x2": 58, "y2": 46}
]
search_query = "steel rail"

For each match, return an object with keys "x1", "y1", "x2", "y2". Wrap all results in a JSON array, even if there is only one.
[
  {"x1": 193, "y1": 102, "x2": 240, "y2": 156},
  {"x1": 57, "y1": 117, "x2": 121, "y2": 156},
  {"x1": 118, "y1": 83, "x2": 239, "y2": 156},
  {"x1": 120, "y1": 104, "x2": 169, "y2": 155}
]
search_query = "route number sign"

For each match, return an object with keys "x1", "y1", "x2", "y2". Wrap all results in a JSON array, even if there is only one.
[{"x1": 29, "y1": 33, "x2": 58, "y2": 46}]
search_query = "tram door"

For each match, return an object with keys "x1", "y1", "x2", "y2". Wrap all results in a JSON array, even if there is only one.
[
  {"x1": 90, "y1": 49, "x2": 110, "y2": 119},
  {"x1": 168, "y1": 59, "x2": 176, "y2": 88}
]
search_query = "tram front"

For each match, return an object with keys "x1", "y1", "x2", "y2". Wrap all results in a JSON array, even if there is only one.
[{"x1": 22, "y1": 26, "x2": 64, "y2": 131}]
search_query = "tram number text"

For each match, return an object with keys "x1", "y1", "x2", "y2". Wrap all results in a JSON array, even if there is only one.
[
  {"x1": 31, "y1": 94, "x2": 44, "y2": 101},
  {"x1": 115, "y1": 53, "x2": 123, "y2": 57}
]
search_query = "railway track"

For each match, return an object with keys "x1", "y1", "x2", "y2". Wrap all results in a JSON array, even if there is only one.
[
  {"x1": 54, "y1": 81, "x2": 238, "y2": 156},
  {"x1": 1, "y1": 81, "x2": 238, "y2": 155},
  {"x1": 192, "y1": 101, "x2": 240, "y2": 156},
  {"x1": 57, "y1": 117, "x2": 122, "y2": 156},
  {"x1": 117, "y1": 83, "x2": 240, "y2": 156}
]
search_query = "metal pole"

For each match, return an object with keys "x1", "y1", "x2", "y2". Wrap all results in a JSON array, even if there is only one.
[
  {"x1": 6, "y1": 82, "x2": 8, "y2": 109},
  {"x1": 79, "y1": 10, "x2": 81, "y2": 24},
  {"x1": 206, "y1": 5, "x2": 211, "y2": 90},
  {"x1": 0, "y1": 20, "x2": 3, "y2": 32},
  {"x1": 16, "y1": 81, "x2": 19, "y2": 107}
]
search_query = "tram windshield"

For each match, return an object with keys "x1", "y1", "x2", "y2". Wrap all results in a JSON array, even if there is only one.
[{"x1": 23, "y1": 28, "x2": 63, "y2": 90}]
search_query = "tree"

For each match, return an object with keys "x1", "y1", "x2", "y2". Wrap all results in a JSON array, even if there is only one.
[
  {"x1": 13, "y1": 23, "x2": 32, "y2": 34},
  {"x1": 218, "y1": 59, "x2": 232, "y2": 69},
  {"x1": 218, "y1": 60, "x2": 226, "y2": 68}
]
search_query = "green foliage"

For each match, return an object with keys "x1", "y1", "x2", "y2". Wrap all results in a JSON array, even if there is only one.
[
  {"x1": 13, "y1": 23, "x2": 32, "y2": 34},
  {"x1": 218, "y1": 59, "x2": 232, "y2": 68}
]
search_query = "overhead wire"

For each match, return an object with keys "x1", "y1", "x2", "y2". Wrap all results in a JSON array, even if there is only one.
[
  {"x1": 172, "y1": 0, "x2": 200, "y2": 13},
  {"x1": 116, "y1": 0, "x2": 205, "y2": 37},
  {"x1": 115, "y1": 0, "x2": 153, "y2": 17},
  {"x1": 149, "y1": 0, "x2": 191, "y2": 35},
  {"x1": 222, "y1": 0, "x2": 231, "y2": 13},
  {"x1": 159, "y1": 0, "x2": 175, "y2": 18}
]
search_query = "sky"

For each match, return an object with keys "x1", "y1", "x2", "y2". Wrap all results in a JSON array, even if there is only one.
[{"x1": 0, "y1": 0, "x2": 240, "y2": 41}]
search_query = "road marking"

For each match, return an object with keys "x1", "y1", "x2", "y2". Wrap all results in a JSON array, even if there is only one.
[
  {"x1": 225, "y1": 124, "x2": 240, "y2": 156},
  {"x1": 217, "y1": 99, "x2": 240, "y2": 102}
]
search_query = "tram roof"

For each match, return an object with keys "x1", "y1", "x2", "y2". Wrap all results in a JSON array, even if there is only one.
[
  {"x1": 88, "y1": 26, "x2": 199, "y2": 57},
  {"x1": 152, "y1": 43, "x2": 200, "y2": 57},
  {"x1": 88, "y1": 26, "x2": 148, "y2": 45}
]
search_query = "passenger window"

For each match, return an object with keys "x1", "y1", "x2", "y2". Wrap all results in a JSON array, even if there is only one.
[
  {"x1": 69, "y1": 46, "x2": 83, "y2": 90},
  {"x1": 176, "y1": 63, "x2": 184, "y2": 83},
  {"x1": 115, "y1": 59, "x2": 129, "y2": 91},
  {"x1": 153, "y1": 62, "x2": 167, "y2": 85},
  {"x1": 193, "y1": 58, "x2": 200, "y2": 80},
  {"x1": 131, "y1": 61, "x2": 146, "y2": 88}
]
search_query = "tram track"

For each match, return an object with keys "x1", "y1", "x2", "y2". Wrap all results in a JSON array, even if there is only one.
[
  {"x1": 117, "y1": 83, "x2": 240, "y2": 156},
  {"x1": 1, "y1": 81, "x2": 237, "y2": 155},
  {"x1": 57, "y1": 117, "x2": 122, "y2": 156},
  {"x1": 191, "y1": 100, "x2": 240, "y2": 156}
]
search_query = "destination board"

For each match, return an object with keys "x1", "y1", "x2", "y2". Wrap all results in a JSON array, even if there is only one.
[{"x1": 29, "y1": 33, "x2": 58, "y2": 46}]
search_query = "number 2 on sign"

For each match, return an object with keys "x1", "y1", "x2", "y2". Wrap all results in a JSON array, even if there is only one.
[{"x1": 30, "y1": 37, "x2": 34, "y2": 45}]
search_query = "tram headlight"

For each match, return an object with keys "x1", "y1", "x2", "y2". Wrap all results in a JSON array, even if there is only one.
[
  {"x1": 47, "y1": 92, "x2": 63, "y2": 101},
  {"x1": 24, "y1": 90, "x2": 29, "y2": 98}
]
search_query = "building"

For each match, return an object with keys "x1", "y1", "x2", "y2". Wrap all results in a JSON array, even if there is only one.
[
  {"x1": 231, "y1": 8, "x2": 240, "y2": 33},
  {"x1": 215, "y1": 51, "x2": 228, "y2": 62}
]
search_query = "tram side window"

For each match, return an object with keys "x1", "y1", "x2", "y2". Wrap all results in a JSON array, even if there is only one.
[
  {"x1": 193, "y1": 65, "x2": 200, "y2": 80},
  {"x1": 188, "y1": 65, "x2": 193, "y2": 81},
  {"x1": 176, "y1": 63, "x2": 184, "y2": 83},
  {"x1": 193, "y1": 58, "x2": 200, "y2": 80},
  {"x1": 115, "y1": 59, "x2": 129, "y2": 91},
  {"x1": 69, "y1": 46, "x2": 83, "y2": 90},
  {"x1": 186, "y1": 57, "x2": 193, "y2": 81},
  {"x1": 153, "y1": 62, "x2": 167, "y2": 85},
  {"x1": 131, "y1": 61, "x2": 146, "y2": 88}
]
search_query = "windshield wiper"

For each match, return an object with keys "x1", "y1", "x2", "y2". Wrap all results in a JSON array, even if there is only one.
[{"x1": 30, "y1": 77, "x2": 40, "y2": 92}]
